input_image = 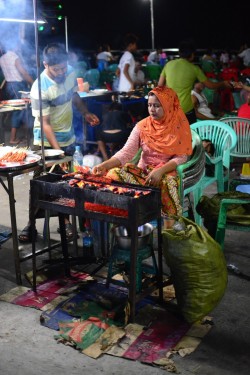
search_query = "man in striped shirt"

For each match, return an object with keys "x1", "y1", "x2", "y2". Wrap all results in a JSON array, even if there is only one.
[
  {"x1": 19, "y1": 43, "x2": 99, "y2": 243},
  {"x1": 31, "y1": 43, "x2": 99, "y2": 154}
]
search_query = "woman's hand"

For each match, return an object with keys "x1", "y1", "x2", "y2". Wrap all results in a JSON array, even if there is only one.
[
  {"x1": 92, "y1": 163, "x2": 108, "y2": 175},
  {"x1": 84, "y1": 112, "x2": 100, "y2": 126},
  {"x1": 92, "y1": 157, "x2": 121, "y2": 175},
  {"x1": 145, "y1": 168, "x2": 164, "y2": 186}
]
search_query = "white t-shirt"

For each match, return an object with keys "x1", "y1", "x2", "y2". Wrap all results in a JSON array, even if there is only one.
[
  {"x1": 118, "y1": 51, "x2": 135, "y2": 92},
  {"x1": 0, "y1": 51, "x2": 23, "y2": 82},
  {"x1": 238, "y1": 48, "x2": 250, "y2": 67},
  {"x1": 147, "y1": 51, "x2": 160, "y2": 64},
  {"x1": 97, "y1": 51, "x2": 113, "y2": 62}
]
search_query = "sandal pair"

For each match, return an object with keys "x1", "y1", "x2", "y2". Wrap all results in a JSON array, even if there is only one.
[{"x1": 18, "y1": 225, "x2": 37, "y2": 243}]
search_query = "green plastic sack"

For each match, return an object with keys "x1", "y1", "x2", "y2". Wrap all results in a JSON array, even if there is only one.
[{"x1": 162, "y1": 216, "x2": 228, "y2": 324}]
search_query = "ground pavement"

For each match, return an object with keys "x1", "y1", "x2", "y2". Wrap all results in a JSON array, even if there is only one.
[{"x1": 0, "y1": 159, "x2": 249, "y2": 375}]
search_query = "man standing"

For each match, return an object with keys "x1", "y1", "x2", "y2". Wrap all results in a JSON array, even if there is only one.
[
  {"x1": 31, "y1": 43, "x2": 99, "y2": 154},
  {"x1": 118, "y1": 34, "x2": 138, "y2": 93},
  {"x1": 0, "y1": 42, "x2": 34, "y2": 144},
  {"x1": 158, "y1": 39, "x2": 231, "y2": 124},
  {"x1": 19, "y1": 43, "x2": 99, "y2": 242}
]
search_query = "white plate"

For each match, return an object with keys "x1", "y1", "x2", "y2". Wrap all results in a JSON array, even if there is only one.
[
  {"x1": 37, "y1": 149, "x2": 65, "y2": 159},
  {"x1": 91, "y1": 89, "x2": 109, "y2": 95}
]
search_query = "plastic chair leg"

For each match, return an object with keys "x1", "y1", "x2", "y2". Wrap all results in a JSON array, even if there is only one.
[{"x1": 193, "y1": 189, "x2": 203, "y2": 226}]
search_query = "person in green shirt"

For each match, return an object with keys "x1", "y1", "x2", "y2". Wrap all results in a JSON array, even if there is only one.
[{"x1": 158, "y1": 39, "x2": 231, "y2": 124}]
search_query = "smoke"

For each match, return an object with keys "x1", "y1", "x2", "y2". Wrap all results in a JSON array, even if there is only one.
[{"x1": 0, "y1": 0, "x2": 38, "y2": 53}]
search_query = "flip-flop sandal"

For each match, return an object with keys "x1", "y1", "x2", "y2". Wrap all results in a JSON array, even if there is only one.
[
  {"x1": 18, "y1": 225, "x2": 37, "y2": 243},
  {"x1": 57, "y1": 222, "x2": 79, "y2": 240},
  {"x1": 9, "y1": 139, "x2": 21, "y2": 145}
]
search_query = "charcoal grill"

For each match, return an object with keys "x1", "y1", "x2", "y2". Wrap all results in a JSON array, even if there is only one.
[{"x1": 30, "y1": 173, "x2": 163, "y2": 322}]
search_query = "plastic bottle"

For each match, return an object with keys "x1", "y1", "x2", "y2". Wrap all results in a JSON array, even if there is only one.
[
  {"x1": 82, "y1": 219, "x2": 94, "y2": 257},
  {"x1": 73, "y1": 145, "x2": 83, "y2": 172},
  {"x1": 77, "y1": 77, "x2": 84, "y2": 92}
]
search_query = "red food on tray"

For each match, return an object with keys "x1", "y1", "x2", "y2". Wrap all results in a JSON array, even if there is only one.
[
  {"x1": 0, "y1": 150, "x2": 27, "y2": 162},
  {"x1": 0, "y1": 147, "x2": 41, "y2": 170}
]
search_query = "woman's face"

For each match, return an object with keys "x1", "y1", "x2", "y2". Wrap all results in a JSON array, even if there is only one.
[{"x1": 148, "y1": 94, "x2": 164, "y2": 120}]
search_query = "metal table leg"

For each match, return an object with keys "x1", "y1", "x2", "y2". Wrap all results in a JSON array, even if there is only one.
[{"x1": 6, "y1": 174, "x2": 22, "y2": 284}]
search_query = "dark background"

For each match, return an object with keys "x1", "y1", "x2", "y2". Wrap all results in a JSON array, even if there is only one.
[
  {"x1": 0, "y1": 0, "x2": 248, "y2": 55},
  {"x1": 40, "y1": 0, "x2": 249, "y2": 52}
]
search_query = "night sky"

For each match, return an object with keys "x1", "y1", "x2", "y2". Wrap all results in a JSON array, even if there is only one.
[
  {"x1": 0, "y1": 0, "x2": 248, "y2": 54},
  {"x1": 60, "y1": 0, "x2": 248, "y2": 52}
]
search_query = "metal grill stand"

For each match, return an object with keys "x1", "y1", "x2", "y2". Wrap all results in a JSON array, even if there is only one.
[{"x1": 30, "y1": 173, "x2": 163, "y2": 322}]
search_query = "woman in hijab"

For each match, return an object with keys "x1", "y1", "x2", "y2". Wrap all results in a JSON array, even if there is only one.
[{"x1": 92, "y1": 86, "x2": 192, "y2": 227}]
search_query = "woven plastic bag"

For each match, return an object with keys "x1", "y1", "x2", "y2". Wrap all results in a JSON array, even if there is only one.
[{"x1": 162, "y1": 216, "x2": 228, "y2": 323}]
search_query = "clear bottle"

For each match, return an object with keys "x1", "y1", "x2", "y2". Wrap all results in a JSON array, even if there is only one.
[
  {"x1": 73, "y1": 145, "x2": 83, "y2": 172},
  {"x1": 82, "y1": 219, "x2": 94, "y2": 257}
]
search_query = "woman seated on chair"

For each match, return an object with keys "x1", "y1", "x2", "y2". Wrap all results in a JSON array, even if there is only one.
[
  {"x1": 92, "y1": 86, "x2": 192, "y2": 228},
  {"x1": 95, "y1": 101, "x2": 133, "y2": 160}
]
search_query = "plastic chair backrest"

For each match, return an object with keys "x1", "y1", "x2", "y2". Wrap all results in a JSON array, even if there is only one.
[
  {"x1": 108, "y1": 64, "x2": 118, "y2": 72},
  {"x1": 219, "y1": 117, "x2": 250, "y2": 158},
  {"x1": 143, "y1": 64, "x2": 162, "y2": 81},
  {"x1": 202, "y1": 78, "x2": 218, "y2": 104},
  {"x1": 190, "y1": 120, "x2": 237, "y2": 192},
  {"x1": 219, "y1": 67, "x2": 239, "y2": 82},
  {"x1": 84, "y1": 69, "x2": 100, "y2": 89},
  {"x1": 75, "y1": 61, "x2": 88, "y2": 78},
  {"x1": 232, "y1": 92, "x2": 245, "y2": 109},
  {"x1": 201, "y1": 59, "x2": 217, "y2": 73},
  {"x1": 240, "y1": 68, "x2": 250, "y2": 78},
  {"x1": 177, "y1": 130, "x2": 205, "y2": 224}
]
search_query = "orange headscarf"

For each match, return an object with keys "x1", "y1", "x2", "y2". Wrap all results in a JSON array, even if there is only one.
[{"x1": 137, "y1": 86, "x2": 192, "y2": 155}]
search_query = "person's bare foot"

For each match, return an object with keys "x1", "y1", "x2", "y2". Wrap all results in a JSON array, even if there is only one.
[{"x1": 9, "y1": 139, "x2": 21, "y2": 145}]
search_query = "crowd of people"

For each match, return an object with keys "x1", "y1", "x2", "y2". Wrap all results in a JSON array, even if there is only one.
[{"x1": 0, "y1": 35, "x2": 249, "y2": 242}]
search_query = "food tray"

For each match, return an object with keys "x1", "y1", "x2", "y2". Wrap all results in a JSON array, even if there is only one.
[
  {"x1": 0, "y1": 99, "x2": 27, "y2": 107},
  {"x1": 0, "y1": 147, "x2": 41, "y2": 171}
]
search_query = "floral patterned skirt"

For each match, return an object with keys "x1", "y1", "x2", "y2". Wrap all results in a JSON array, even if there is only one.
[{"x1": 106, "y1": 163, "x2": 182, "y2": 217}]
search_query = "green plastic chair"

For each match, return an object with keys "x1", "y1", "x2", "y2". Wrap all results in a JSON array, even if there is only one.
[
  {"x1": 219, "y1": 117, "x2": 250, "y2": 159},
  {"x1": 202, "y1": 78, "x2": 218, "y2": 105},
  {"x1": 215, "y1": 188, "x2": 250, "y2": 251},
  {"x1": 143, "y1": 64, "x2": 162, "y2": 81},
  {"x1": 232, "y1": 92, "x2": 245, "y2": 109},
  {"x1": 190, "y1": 120, "x2": 237, "y2": 193},
  {"x1": 177, "y1": 129, "x2": 205, "y2": 225},
  {"x1": 74, "y1": 61, "x2": 88, "y2": 78},
  {"x1": 84, "y1": 69, "x2": 100, "y2": 89},
  {"x1": 201, "y1": 59, "x2": 218, "y2": 74},
  {"x1": 107, "y1": 64, "x2": 118, "y2": 72}
]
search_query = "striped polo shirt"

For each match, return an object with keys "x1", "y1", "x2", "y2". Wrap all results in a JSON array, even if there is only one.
[{"x1": 31, "y1": 65, "x2": 77, "y2": 147}]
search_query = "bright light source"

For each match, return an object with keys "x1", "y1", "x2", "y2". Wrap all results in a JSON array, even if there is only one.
[{"x1": 0, "y1": 17, "x2": 46, "y2": 24}]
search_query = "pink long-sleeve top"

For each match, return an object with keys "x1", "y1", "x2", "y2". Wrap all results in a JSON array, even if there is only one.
[{"x1": 113, "y1": 125, "x2": 188, "y2": 170}]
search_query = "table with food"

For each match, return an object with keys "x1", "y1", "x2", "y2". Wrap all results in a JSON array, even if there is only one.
[{"x1": 0, "y1": 145, "x2": 72, "y2": 284}]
